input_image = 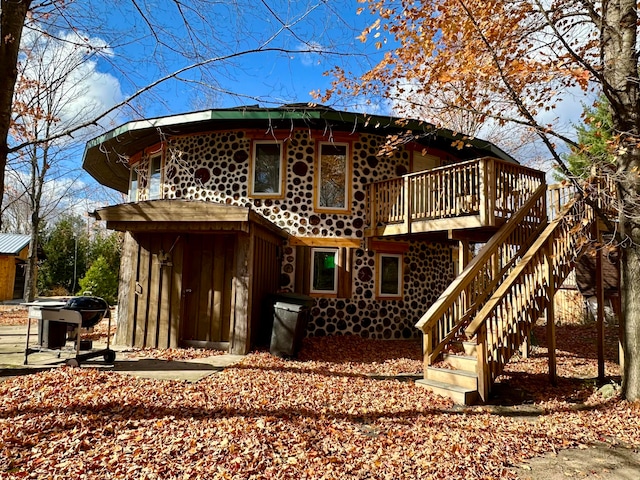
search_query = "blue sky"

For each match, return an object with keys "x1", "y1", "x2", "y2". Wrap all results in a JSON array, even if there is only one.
[
  {"x1": 85, "y1": 1, "x2": 386, "y2": 119},
  {"x1": 11, "y1": 0, "x2": 591, "y2": 222}
]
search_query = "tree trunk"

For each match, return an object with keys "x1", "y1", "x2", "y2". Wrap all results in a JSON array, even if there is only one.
[
  {"x1": 0, "y1": 1, "x2": 31, "y2": 227},
  {"x1": 23, "y1": 222, "x2": 38, "y2": 302},
  {"x1": 602, "y1": 0, "x2": 640, "y2": 401},
  {"x1": 621, "y1": 228, "x2": 640, "y2": 399}
]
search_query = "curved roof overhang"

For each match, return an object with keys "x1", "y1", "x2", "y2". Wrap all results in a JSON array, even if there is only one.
[{"x1": 82, "y1": 105, "x2": 518, "y2": 193}]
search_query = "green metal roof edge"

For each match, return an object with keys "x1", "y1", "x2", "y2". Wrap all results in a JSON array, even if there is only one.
[
  {"x1": 85, "y1": 106, "x2": 516, "y2": 163},
  {"x1": 84, "y1": 108, "x2": 326, "y2": 150}
]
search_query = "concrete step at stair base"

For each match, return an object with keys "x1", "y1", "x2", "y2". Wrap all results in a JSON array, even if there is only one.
[
  {"x1": 442, "y1": 353, "x2": 478, "y2": 373},
  {"x1": 426, "y1": 366, "x2": 478, "y2": 390},
  {"x1": 415, "y1": 378, "x2": 478, "y2": 405}
]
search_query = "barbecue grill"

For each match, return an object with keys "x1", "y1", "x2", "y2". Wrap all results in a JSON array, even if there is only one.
[{"x1": 24, "y1": 296, "x2": 116, "y2": 367}]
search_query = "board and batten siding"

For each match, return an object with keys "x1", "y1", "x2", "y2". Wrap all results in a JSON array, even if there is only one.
[{"x1": 115, "y1": 224, "x2": 284, "y2": 353}]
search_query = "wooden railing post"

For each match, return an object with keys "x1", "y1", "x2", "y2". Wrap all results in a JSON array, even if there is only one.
[
  {"x1": 368, "y1": 183, "x2": 376, "y2": 228},
  {"x1": 476, "y1": 325, "x2": 489, "y2": 402},
  {"x1": 404, "y1": 175, "x2": 411, "y2": 234},
  {"x1": 595, "y1": 221, "x2": 605, "y2": 383},
  {"x1": 545, "y1": 237, "x2": 557, "y2": 386}
]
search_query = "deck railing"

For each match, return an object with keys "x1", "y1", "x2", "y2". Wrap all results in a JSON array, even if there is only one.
[{"x1": 367, "y1": 157, "x2": 546, "y2": 234}]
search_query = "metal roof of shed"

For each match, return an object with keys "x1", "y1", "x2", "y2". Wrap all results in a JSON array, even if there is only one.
[
  {"x1": 0, "y1": 234, "x2": 30, "y2": 255},
  {"x1": 82, "y1": 104, "x2": 518, "y2": 193}
]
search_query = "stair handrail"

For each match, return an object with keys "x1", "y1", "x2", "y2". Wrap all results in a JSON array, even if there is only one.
[
  {"x1": 465, "y1": 194, "x2": 589, "y2": 338},
  {"x1": 416, "y1": 183, "x2": 547, "y2": 363},
  {"x1": 465, "y1": 193, "x2": 593, "y2": 399}
]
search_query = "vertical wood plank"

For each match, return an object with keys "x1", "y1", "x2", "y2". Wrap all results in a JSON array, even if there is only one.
[
  {"x1": 117, "y1": 232, "x2": 138, "y2": 346},
  {"x1": 476, "y1": 326, "x2": 489, "y2": 402},
  {"x1": 221, "y1": 238, "x2": 234, "y2": 342},
  {"x1": 157, "y1": 234, "x2": 174, "y2": 349},
  {"x1": 146, "y1": 234, "x2": 162, "y2": 348},
  {"x1": 135, "y1": 234, "x2": 151, "y2": 348},
  {"x1": 230, "y1": 230, "x2": 254, "y2": 355},
  {"x1": 169, "y1": 235, "x2": 183, "y2": 348},
  {"x1": 211, "y1": 235, "x2": 225, "y2": 342},
  {"x1": 198, "y1": 235, "x2": 213, "y2": 341},
  {"x1": 545, "y1": 239, "x2": 557, "y2": 386}
]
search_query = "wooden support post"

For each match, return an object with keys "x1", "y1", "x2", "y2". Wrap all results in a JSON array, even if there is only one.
[
  {"x1": 595, "y1": 224, "x2": 606, "y2": 383},
  {"x1": 545, "y1": 239, "x2": 557, "y2": 386}
]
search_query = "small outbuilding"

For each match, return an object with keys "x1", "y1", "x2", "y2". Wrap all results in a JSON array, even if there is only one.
[{"x1": 0, "y1": 233, "x2": 31, "y2": 301}]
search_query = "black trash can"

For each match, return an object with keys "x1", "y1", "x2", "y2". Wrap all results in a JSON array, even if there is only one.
[{"x1": 270, "y1": 293, "x2": 314, "y2": 358}]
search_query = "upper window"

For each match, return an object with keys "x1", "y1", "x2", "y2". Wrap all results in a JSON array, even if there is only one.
[
  {"x1": 251, "y1": 141, "x2": 284, "y2": 197},
  {"x1": 148, "y1": 153, "x2": 162, "y2": 200},
  {"x1": 310, "y1": 248, "x2": 338, "y2": 295},
  {"x1": 128, "y1": 166, "x2": 139, "y2": 202},
  {"x1": 317, "y1": 142, "x2": 349, "y2": 211},
  {"x1": 377, "y1": 253, "x2": 403, "y2": 298}
]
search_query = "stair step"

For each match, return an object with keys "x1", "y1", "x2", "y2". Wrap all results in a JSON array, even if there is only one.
[
  {"x1": 415, "y1": 378, "x2": 478, "y2": 405},
  {"x1": 426, "y1": 366, "x2": 478, "y2": 389},
  {"x1": 442, "y1": 353, "x2": 478, "y2": 373},
  {"x1": 450, "y1": 339, "x2": 478, "y2": 357}
]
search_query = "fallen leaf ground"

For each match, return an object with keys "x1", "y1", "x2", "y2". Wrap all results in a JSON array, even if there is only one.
[{"x1": 1, "y1": 310, "x2": 639, "y2": 479}]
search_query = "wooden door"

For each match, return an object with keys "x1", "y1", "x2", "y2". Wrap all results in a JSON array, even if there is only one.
[{"x1": 180, "y1": 234, "x2": 235, "y2": 350}]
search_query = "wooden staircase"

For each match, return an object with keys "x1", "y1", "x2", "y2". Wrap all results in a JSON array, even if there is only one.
[{"x1": 415, "y1": 183, "x2": 593, "y2": 404}]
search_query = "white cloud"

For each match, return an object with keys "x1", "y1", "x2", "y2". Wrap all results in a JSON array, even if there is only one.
[
  {"x1": 299, "y1": 41, "x2": 324, "y2": 67},
  {"x1": 14, "y1": 27, "x2": 124, "y2": 146}
]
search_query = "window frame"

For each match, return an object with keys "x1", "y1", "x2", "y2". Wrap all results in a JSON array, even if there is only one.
[
  {"x1": 376, "y1": 252, "x2": 403, "y2": 299},
  {"x1": 147, "y1": 151, "x2": 163, "y2": 200},
  {"x1": 309, "y1": 247, "x2": 339, "y2": 295},
  {"x1": 128, "y1": 165, "x2": 139, "y2": 202},
  {"x1": 250, "y1": 140, "x2": 285, "y2": 198},
  {"x1": 315, "y1": 141, "x2": 350, "y2": 213}
]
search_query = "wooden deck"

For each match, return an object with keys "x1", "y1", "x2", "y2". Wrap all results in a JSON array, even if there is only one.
[{"x1": 365, "y1": 157, "x2": 546, "y2": 237}]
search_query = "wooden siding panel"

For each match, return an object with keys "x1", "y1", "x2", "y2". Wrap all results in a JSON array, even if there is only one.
[
  {"x1": 221, "y1": 239, "x2": 234, "y2": 342},
  {"x1": 169, "y1": 236, "x2": 184, "y2": 348},
  {"x1": 0, "y1": 257, "x2": 15, "y2": 301},
  {"x1": 250, "y1": 227, "x2": 284, "y2": 346},
  {"x1": 134, "y1": 234, "x2": 151, "y2": 348},
  {"x1": 157, "y1": 234, "x2": 177, "y2": 348},
  {"x1": 230, "y1": 231, "x2": 253, "y2": 354},
  {"x1": 145, "y1": 234, "x2": 162, "y2": 347},
  {"x1": 197, "y1": 236, "x2": 213, "y2": 341},
  {"x1": 211, "y1": 235, "x2": 225, "y2": 342},
  {"x1": 117, "y1": 233, "x2": 138, "y2": 346}
]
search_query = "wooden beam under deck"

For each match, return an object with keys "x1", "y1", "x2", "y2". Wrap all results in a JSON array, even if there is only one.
[{"x1": 366, "y1": 214, "x2": 485, "y2": 238}]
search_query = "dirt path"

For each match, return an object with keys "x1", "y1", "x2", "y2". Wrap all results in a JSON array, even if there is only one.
[{"x1": 512, "y1": 443, "x2": 640, "y2": 479}]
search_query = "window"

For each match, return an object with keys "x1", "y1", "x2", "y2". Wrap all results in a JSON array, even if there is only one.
[
  {"x1": 148, "y1": 153, "x2": 162, "y2": 200},
  {"x1": 310, "y1": 248, "x2": 338, "y2": 294},
  {"x1": 251, "y1": 141, "x2": 283, "y2": 196},
  {"x1": 317, "y1": 142, "x2": 348, "y2": 211},
  {"x1": 377, "y1": 253, "x2": 403, "y2": 298},
  {"x1": 128, "y1": 166, "x2": 139, "y2": 202}
]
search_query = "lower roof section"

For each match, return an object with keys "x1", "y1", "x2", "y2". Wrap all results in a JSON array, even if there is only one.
[{"x1": 92, "y1": 200, "x2": 288, "y2": 237}]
